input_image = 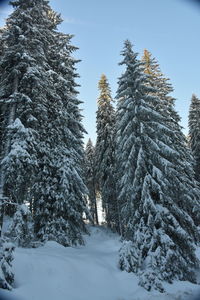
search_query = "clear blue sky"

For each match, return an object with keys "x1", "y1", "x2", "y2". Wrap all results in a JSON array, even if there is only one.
[{"x1": 0, "y1": 0, "x2": 200, "y2": 143}]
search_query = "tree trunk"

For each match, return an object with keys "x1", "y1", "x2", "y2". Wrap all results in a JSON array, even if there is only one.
[{"x1": 94, "y1": 194, "x2": 99, "y2": 225}]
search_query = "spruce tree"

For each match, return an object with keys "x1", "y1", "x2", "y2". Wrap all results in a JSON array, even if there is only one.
[
  {"x1": 0, "y1": 239, "x2": 15, "y2": 290},
  {"x1": 95, "y1": 74, "x2": 119, "y2": 231},
  {"x1": 0, "y1": 26, "x2": 7, "y2": 231},
  {"x1": 142, "y1": 49, "x2": 178, "y2": 117},
  {"x1": 142, "y1": 48, "x2": 199, "y2": 225},
  {"x1": 142, "y1": 49, "x2": 183, "y2": 134},
  {"x1": 0, "y1": 0, "x2": 88, "y2": 246},
  {"x1": 85, "y1": 139, "x2": 98, "y2": 225},
  {"x1": 6, "y1": 204, "x2": 33, "y2": 247},
  {"x1": 0, "y1": 0, "x2": 42, "y2": 221},
  {"x1": 189, "y1": 94, "x2": 200, "y2": 182},
  {"x1": 0, "y1": 27, "x2": 5, "y2": 167},
  {"x1": 116, "y1": 40, "x2": 200, "y2": 292},
  {"x1": 33, "y1": 27, "x2": 89, "y2": 246}
]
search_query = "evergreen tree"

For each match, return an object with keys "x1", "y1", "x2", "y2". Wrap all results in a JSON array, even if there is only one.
[
  {"x1": 0, "y1": 27, "x2": 5, "y2": 167},
  {"x1": 0, "y1": 26, "x2": 7, "y2": 231},
  {"x1": 0, "y1": 0, "x2": 88, "y2": 246},
  {"x1": 141, "y1": 49, "x2": 184, "y2": 141},
  {"x1": 6, "y1": 204, "x2": 34, "y2": 247},
  {"x1": 0, "y1": 0, "x2": 55, "y2": 208},
  {"x1": 142, "y1": 49, "x2": 178, "y2": 120},
  {"x1": 116, "y1": 40, "x2": 200, "y2": 292},
  {"x1": 142, "y1": 48, "x2": 199, "y2": 225},
  {"x1": 1, "y1": 119, "x2": 36, "y2": 207},
  {"x1": 85, "y1": 138, "x2": 98, "y2": 225},
  {"x1": 0, "y1": 239, "x2": 15, "y2": 290},
  {"x1": 95, "y1": 74, "x2": 119, "y2": 231},
  {"x1": 189, "y1": 94, "x2": 200, "y2": 182},
  {"x1": 33, "y1": 26, "x2": 89, "y2": 246}
]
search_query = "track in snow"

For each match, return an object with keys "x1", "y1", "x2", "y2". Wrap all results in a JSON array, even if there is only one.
[{"x1": 0, "y1": 226, "x2": 200, "y2": 300}]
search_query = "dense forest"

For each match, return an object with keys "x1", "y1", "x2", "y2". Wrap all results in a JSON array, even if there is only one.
[{"x1": 0, "y1": 0, "x2": 200, "y2": 296}]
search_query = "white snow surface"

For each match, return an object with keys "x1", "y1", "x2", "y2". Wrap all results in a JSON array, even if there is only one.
[{"x1": 1, "y1": 226, "x2": 200, "y2": 300}]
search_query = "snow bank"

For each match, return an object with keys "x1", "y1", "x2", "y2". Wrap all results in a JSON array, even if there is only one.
[{"x1": 0, "y1": 226, "x2": 200, "y2": 300}]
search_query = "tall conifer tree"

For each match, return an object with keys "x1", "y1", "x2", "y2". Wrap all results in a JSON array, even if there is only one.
[
  {"x1": 95, "y1": 74, "x2": 119, "y2": 230},
  {"x1": 0, "y1": 0, "x2": 88, "y2": 246},
  {"x1": 85, "y1": 139, "x2": 98, "y2": 225},
  {"x1": 0, "y1": 27, "x2": 5, "y2": 167},
  {"x1": 116, "y1": 40, "x2": 200, "y2": 292},
  {"x1": 33, "y1": 22, "x2": 89, "y2": 246},
  {"x1": 189, "y1": 94, "x2": 200, "y2": 182},
  {"x1": 142, "y1": 49, "x2": 199, "y2": 224}
]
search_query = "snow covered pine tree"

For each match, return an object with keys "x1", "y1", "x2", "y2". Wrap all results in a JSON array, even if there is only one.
[
  {"x1": 33, "y1": 23, "x2": 89, "y2": 246},
  {"x1": 6, "y1": 204, "x2": 34, "y2": 247},
  {"x1": 95, "y1": 74, "x2": 119, "y2": 231},
  {"x1": 85, "y1": 139, "x2": 98, "y2": 225},
  {"x1": 142, "y1": 49, "x2": 181, "y2": 128},
  {"x1": 116, "y1": 40, "x2": 200, "y2": 292},
  {"x1": 189, "y1": 94, "x2": 200, "y2": 183},
  {"x1": 0, "y1": 0, "x2": 88, "y2": 247},
  {"x1": 0, "y1": 239, "x2": 14, "y2": 290},
  {"x1": 142, "y1": 49, "x2": 200, "y2": 227}
]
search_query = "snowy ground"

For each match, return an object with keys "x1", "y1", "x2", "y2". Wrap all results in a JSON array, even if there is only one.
[{"x1": 1, "y1": 226, "x2": 200, "y2": 300}]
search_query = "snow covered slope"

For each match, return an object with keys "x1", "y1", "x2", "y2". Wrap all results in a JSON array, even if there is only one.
[{"x1": 0, "y1": 226, "x2": 200, "y2": 300}]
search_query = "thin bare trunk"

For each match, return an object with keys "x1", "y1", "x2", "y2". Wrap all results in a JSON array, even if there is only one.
[
  {"x1": 94, "y1": 194, "x2": 99, "y2": 225},
  {"x1": 116, "y1": 196, "x2": 123, "y2": 236}
]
